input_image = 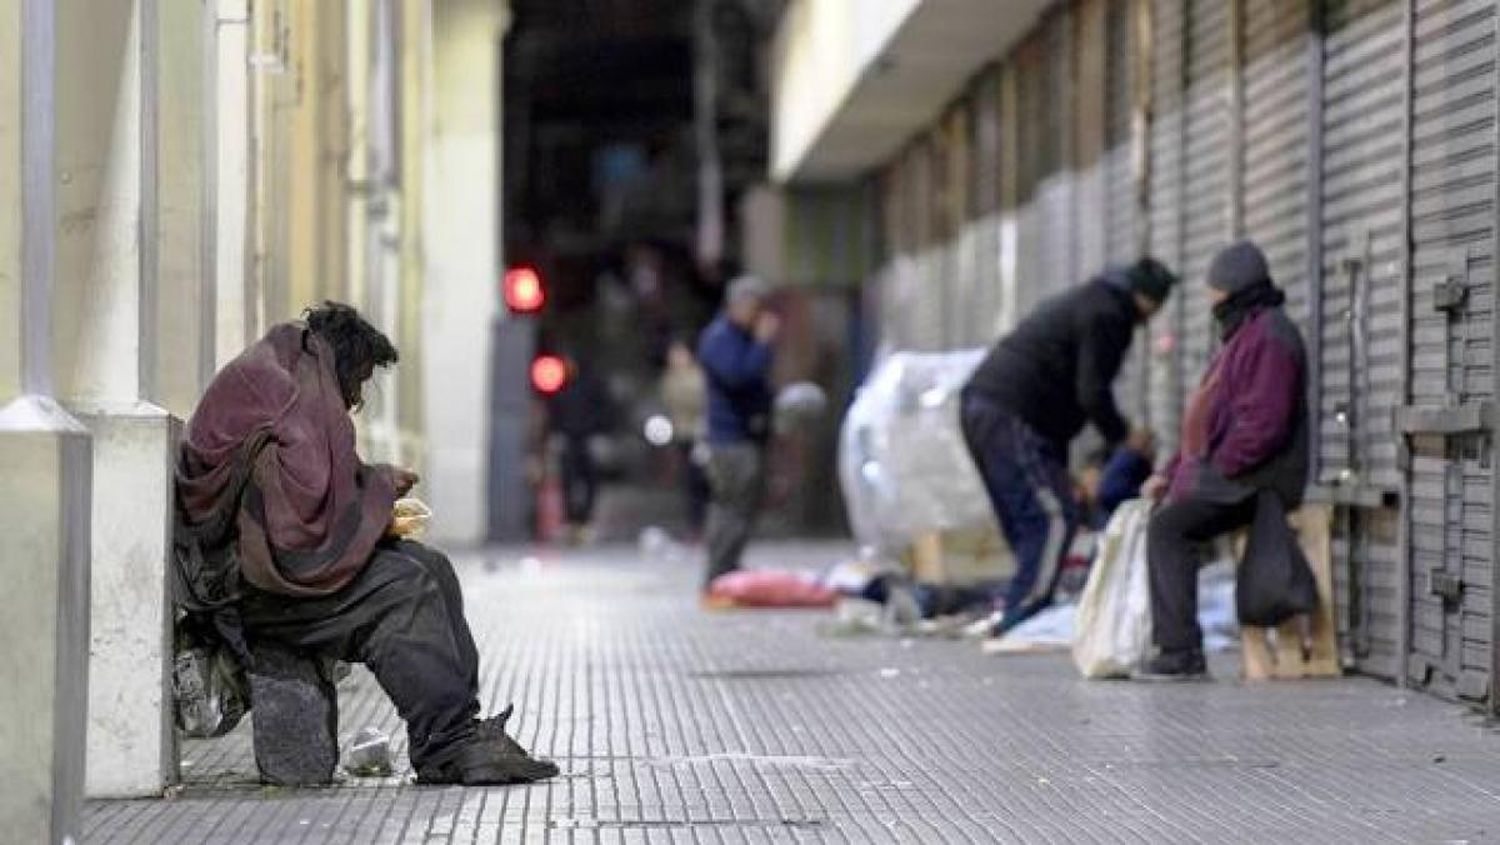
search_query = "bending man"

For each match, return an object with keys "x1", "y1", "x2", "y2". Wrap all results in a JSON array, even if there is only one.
[{"x1": 961, "y1": 258, "x2": 1176, "y2": 639}]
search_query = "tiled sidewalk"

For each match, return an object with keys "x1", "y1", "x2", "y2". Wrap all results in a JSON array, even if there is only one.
[{"x1": 87, "y1": 542, "x2": 1500, "y2": 843}]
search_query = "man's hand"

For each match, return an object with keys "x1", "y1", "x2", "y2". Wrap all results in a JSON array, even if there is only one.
[
  {"x1": 1141, "y1": 473, "x2": 1168, "y2": 501},
  {"x1": 754, "y1": 312, "x2": 781, "y2": 345},
  {"x1": 1126, "y1": 427, "x2": 1157, "y2": 458},
  {"x1": 392, "y1": 466, "x2": 420, "y2": 496}
]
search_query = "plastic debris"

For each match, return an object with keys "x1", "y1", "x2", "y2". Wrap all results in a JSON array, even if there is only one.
[
  {"x1": 838, "y1": 350, "x2": 1012, "y2": 582},
  {"x1": 344, "y1": 727, "x2": 393, "y2": 777}
]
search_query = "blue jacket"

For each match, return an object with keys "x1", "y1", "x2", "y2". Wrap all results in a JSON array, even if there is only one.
[
  {"x1": 697, "y1": 316, "x2": 773, "y2": 445},
  {"x1": 1097, "y1": 447, "x2": 1153, "y2": 522}
]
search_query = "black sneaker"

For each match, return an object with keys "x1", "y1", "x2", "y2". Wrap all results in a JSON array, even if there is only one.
[
  {"x1": 416, "y1": 705, "x2": 561, "y2": 785},
  {"x1": 1135, "y1": 649, "x2": 1209, "y2": 682}
]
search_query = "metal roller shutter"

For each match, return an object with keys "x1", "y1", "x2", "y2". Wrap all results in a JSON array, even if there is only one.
[
  {"x1": 1038, "y1": 10, "x2": 1077, "y2": 304},
  {"x1": 1180, "y1": 0, "x2": 1233, "y2": 383},
  {"x1": 1405, "y1": 0, "x2": 1497, "y2": 702},
  {"x1": 1105, "y1": 0, "x2": 1140, "y2": 268},
  {"x1": 1318, "y1": 0, "x2": 1407, "y2": 679},
  {"x1": 1241, "y1": 0, "x2": 1313, "y2": 314},
  {"x1": 971, "y1": 70, "x2": 1003, "y2": 348},
  {"x1": 1105, "y1": 0, "x2": 1149, "y2": 424},
  {"x1": 910, "y1": 140, "x2": 943, "y2": 351},
  {"x1": 1075, "y1": 0, "x2": 1110, "y2": 278},
  {"x1": 1013, "y1": 37, "x2": 1046, "y2": 318},
  {"x1": 1149, "y1": 0, "x2": 1188, "y2": 454}
]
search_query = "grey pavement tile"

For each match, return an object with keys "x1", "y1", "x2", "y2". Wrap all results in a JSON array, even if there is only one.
[{"x1": 87, "y1": 541, "x2": 1500, "y2": 844}]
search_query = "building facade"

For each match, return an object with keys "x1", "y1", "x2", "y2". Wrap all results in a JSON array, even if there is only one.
[
  {"x1": 0, "y1": 0, "x2": 508, "y2": 839},
  {"x1": 773, "y1": 0, "x2": 1500, "y2": 713}
]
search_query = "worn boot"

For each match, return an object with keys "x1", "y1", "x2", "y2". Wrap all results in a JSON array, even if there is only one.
[
  {"x1": 1134, "y1": 648, "x2": 1209, "y2": 682},
  {"x1": 416, "y1": 705, "x2": 561, "y2": 785}
]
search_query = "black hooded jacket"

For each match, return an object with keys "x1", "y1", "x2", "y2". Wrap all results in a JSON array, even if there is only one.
[{"x1": 964, "y1": 273, "x2": 1138, "y2": 452}]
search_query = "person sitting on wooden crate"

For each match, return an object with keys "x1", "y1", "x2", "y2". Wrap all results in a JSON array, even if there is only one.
[
  {"x1": 959, "y1": 257, "x2": 1178, "y2": 642},
  {"x1": 1136, "y1": 240, "x2": 1310, "y2": 681}
]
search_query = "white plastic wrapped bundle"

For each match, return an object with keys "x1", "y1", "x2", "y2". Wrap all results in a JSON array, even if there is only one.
[{"x1": 838, "y1": 350, "x2": 1000, "y2": 561}]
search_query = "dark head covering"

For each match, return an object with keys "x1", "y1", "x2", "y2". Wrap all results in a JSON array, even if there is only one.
[
  {"x1": 1126, "y1": 257, "x2": 1178, "y2": 305},
  {"x1": 1207, "y1": 240, "x2": 1283, "y2": 339},
  {"x1": 1207, "y1": 240, "x2": 1271, "y2": 294}
]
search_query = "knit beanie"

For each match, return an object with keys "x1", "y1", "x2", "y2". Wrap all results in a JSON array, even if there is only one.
[{"x1": 1207, "y1": 240, "x2": 1271, "y2": 294}]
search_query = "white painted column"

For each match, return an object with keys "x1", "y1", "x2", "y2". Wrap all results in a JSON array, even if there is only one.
[
  {"x1": 48, "y1": 0, "x2": 178, "y2": 799},
  {"x1": 425, "y1": 0, "x2": 507, "y2": 544},
  {"x1": 211, "y1": 0, "x2": 252, "y2": 369},
  {"x1": 0, "y1": 0, "x2": 95, "y2": 841}
]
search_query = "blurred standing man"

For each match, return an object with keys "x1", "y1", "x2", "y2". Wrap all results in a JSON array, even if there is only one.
[
  {"x1": 545, "y1": 355, "x2": 613, "y2": 545},
  {"x1": 660, "y1": 338, "x2": 711, "y2": 539},
  {"x1": 696, "y1": 276, "x2": 778, "y2": 598},
  {"x1": 961, "y1": 258, "x2": 1178, "y2": 640}
]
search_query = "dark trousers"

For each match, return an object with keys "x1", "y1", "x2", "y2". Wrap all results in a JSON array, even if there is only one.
[
  {"x1": 703, "y1": 441, "x2": 765, "y2": 590},
  {"x1": 959, "y1": 393, "x2": 1079, "y2": 630},
  {"x1": 239, "y1": 540, "x2": 481, "y2": 769},
  {"x1": 560, "y1": 435, "x2": 597, "y2": 525},
  {"x1": 679, "y1": 442, "x2": 711, "y2": 535},
  {"x1": 1147, "y1": 496, "x2": 1255, "y2": 652}
]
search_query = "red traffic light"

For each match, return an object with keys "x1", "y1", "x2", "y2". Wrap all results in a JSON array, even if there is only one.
[
  {"x1": 504, "y1": 266, "x2": 545, "y2": 314},
  {"x1": 531, "y1": 354, "x2": 568, "y2": 394}
]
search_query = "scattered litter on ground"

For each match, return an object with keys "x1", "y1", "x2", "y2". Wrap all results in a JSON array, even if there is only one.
[{"x1": 343, "y1": 727, "x2": 393, "y2": 777}]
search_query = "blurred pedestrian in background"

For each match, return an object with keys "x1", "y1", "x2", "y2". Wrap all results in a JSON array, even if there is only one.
[
  {"x1": 961, "y1": 258, "x2": 1177, "y2": 641},
  {"x1": 660, "y1": 338, "x2": 711, "y2": 540},
  {"x1": 697, "y1": 275, "x2": 778, "y2": 602},
  {"x1": 1138, "y1": 240, "x2": 1309, "y2": 680},
  {"x1": 546, "y1": 355, "x2": 614, "y2": 545}
]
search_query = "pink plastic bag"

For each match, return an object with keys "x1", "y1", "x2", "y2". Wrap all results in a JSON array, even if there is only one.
[{"x1": 707, "y1": 570, "x2": 837, "y2": 608}]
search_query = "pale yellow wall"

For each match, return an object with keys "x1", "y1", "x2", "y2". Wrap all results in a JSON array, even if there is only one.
[
  {"x1": 397, "y1": 0, "x2": 431, "y2": 470},
  {"x1": 770, "y1": 0, "x2": 919, "y2": 180},
  {"x1": 286, "y1": 0, "x2": 324, "y2": 316},
  {"x1": 317, "y1": 3, "x2": 350, "y2": 305},
  {"x1": 0, "y1": 2, "x2": 20, "y2": 402},
  {"x1": 51, "y1": 0, "x2": 141, "y2": 403},
  {"x1": 155, "y1": 0, "x2": 210, "y2": 418}
]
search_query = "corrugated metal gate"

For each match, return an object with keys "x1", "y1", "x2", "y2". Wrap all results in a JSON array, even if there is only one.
[
  {"x1": 1404, "y1": 0, "x2": 1497, "y2": 702},
  {"x1": 1181, "y1": 0, "x2": 1234, "y2": 388},
  {"x1": 1317, "y1": 0, "x2": 1407, "y2": 681},
  {"x1": 861, "y1": 0, "x2": 1500, "y2": 712},
  {"x1": 1104, "y1": 0, "x2": 1151, "y2": 424},
  {"x1": 1149, "y1": 0, "x2": 1188, "y2": 457}
]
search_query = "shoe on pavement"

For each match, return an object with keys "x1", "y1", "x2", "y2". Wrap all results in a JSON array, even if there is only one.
[
  {"x1": 960, "y1": 610, "x2": 1006, "y2": 640},
  {"x1": 1134, "y1": 648, "x2": 1209, "y2": 682},
  {"x1": 415, "y1": 705, "x2": 560, "y2": 786},
  {"x1": 700, "y1": 594, "x2": 737, "y2": 611}
]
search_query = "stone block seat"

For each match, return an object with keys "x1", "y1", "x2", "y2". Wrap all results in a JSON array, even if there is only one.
[{"x1": 247, "y1": 642, "x2": 339, "y2": 786}]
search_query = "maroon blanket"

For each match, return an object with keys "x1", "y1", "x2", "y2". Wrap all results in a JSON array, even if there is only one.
[{"x1": 177, "y1": 323, "x2": 398, "y2": 597}]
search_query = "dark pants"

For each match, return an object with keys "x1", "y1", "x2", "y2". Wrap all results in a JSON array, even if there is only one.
[
  {"x1": 679, "y1": 441, "x2": 711, "y2": 535},
  {"x1": 703, "y1": 441, "x2": 765, "y2": 590},
  {"x1": 1147, "y1": 496, "x2": 1255, "y2": 652},
  {"x1": 239, "y1": 540, "x2": 481, "y2": 769},
  {"x1": 960, "y1": 393, "x2": 1079, "y2": 631},
  {"x1": 560, "y1": 435, "x2": 597, "y2": 525}
]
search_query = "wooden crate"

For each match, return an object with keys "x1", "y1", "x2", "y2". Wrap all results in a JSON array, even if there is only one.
[
  {"x1": 903, "y1": 525, "x2": 1015, "y2": 586},
  {"x1": 1236, "y1": 503, "x2": 1340, "y2": 680}
]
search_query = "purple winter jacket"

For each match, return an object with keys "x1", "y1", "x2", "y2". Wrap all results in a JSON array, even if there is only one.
[{"x1": 1164, "y1": 305, "x2": 1309, "y2": 507}]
